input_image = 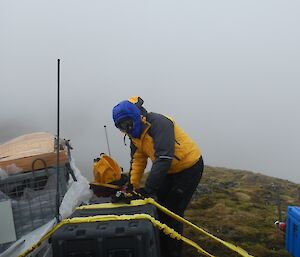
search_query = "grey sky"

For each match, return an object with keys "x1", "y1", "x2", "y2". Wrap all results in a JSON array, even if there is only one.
[{"x1": 1, "y1": 0, "x2": 299, "y2": 183}]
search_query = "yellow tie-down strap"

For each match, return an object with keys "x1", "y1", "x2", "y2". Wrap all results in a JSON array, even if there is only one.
[
  {"x1": 19, "y1": 198, "x2": 254, "y2": 257},
  {"x1": 77, "y1": 198, "x2": 148, "y2": 209},
  {"x1": 19, "y1": 213, "x2": 214, "y2": 257},
  {"x1": 77, "y1": 198, "x2": 254, "y2": 257}
]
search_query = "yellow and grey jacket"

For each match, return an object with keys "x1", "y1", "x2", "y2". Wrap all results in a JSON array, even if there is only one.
[{"x1": 129, "y1": 112, "x2": 201, "y2": 193}]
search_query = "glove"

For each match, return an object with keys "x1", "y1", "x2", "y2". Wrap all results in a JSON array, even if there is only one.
[
  {"x1": 134, "y1": 187, "x2": 157, "y2": 200},
  {"x1": 136, "y1": 188, "x2": 151, "y2": 197},
  {"x1": 111, "y1": 191, "x2": 131, "y2": 204}
]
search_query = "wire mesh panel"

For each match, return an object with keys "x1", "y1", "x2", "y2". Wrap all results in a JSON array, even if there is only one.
[{"x1": 0, "y1": 166, "x2": 69, "y2": 251}]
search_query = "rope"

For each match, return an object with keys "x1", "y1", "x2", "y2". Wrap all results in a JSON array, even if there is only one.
[
  {"x1": 145, "y1": 198, "x2": 254, "y2": 257},
  {"x1": 77, "y1": 198, "x2": 254, "y2": 257},
  {"x1": 19, "y1": 198, "x2": 255, "y2": 257},
  {"x1": 18, "y1": 214, "x2": 214, "y2": 257}
]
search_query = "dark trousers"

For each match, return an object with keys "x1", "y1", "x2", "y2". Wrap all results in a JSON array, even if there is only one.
[{"x1": 157, "y1": 157, "x2": 204, "y2": 257}]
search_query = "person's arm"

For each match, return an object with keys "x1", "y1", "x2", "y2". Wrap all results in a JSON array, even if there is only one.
[
  {"x1": 145, "y1": 114, "x2": 175, "y2": 194},
  {"x1": 129, "y1": 141, "x2": 148, "y2": 189}
]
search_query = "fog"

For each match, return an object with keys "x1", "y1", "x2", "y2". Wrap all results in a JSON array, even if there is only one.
[{"x1": 1, "y1": 0, "x2": 299, "y2": 183}]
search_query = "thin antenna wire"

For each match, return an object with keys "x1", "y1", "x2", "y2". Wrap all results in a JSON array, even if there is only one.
[
  {"x1": 104, "y1": 125, "x2": 111, "y2": 156},
  {"x1": 55, "y1": 59, "x2": 60, "y2": 222}
]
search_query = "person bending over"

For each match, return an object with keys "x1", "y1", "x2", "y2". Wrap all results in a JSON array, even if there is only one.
[{"x1": 112, "y1": 96, "x2": 204, "y2": 257}]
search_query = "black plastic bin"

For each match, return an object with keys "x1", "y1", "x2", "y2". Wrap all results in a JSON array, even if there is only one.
[{"x1": 51, "y1": 204, "x2": 161, "y2": 257}]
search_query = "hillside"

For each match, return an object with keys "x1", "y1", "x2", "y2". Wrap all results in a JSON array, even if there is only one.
[{"x1": 182, "y1": 166, "x2": 299, "y2": 257}]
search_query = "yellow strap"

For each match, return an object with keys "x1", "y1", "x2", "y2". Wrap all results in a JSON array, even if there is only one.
[
  {"x1": 77, "y1": 198, "x2": 254, "y2": 257},
  {"x1": 18, "y1": 214, "x2": 213, "y2": 257},
  {"x1": 19, "y1": 198, "x2": 254, "y2": 257},
  {"x1": 76, "y1": 199, "x2": 147, "y2": 209},
  {"x1": 144, "y1": 198, "x2": 254, "y2": 257}
]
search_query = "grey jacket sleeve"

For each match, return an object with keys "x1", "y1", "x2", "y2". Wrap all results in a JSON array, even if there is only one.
[{"x1": 145, "y1": 113, "x2": 175, "y2": 194}]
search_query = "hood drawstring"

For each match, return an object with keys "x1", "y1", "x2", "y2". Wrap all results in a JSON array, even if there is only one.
[{"x1": 123, "y1": 134, "x2": 127, "y2": 146}]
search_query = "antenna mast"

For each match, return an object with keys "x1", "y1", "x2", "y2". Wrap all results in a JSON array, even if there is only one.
[
  {"x1": 55, "y1": 59, "x2": 61, "y2": 222},
  {"x1": 104, "y1": 125, "x2": 111, "y2": 156}
]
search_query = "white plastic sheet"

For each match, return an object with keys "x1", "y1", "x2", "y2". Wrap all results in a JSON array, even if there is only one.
[{"x1": 59, "y1": 159, "x2": 93, "y2": 219}]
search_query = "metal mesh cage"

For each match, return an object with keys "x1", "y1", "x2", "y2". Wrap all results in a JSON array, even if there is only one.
[{"x1": 0, "y1": 166, "x2": 69, "y2": 252}]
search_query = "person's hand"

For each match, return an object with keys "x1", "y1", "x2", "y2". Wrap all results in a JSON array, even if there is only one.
[
  {"x1": 111, "y1": 191, "x2": 131, "y2": 204},
  {"x1": 136, "y1": 188, "x2": 151, "y2": 197},
  {"x1": 134, "y1": 187, "x2": 157, "y2": 200}
]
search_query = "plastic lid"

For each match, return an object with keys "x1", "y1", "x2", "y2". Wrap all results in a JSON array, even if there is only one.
[{"x1": 288, "y1": 206, "x2": 300, "y2": 218}]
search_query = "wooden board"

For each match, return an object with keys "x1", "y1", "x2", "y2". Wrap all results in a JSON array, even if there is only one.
[
  {"x1": 0, "y1": 132, "x2": 69, "y2": 174},
  {"x1": 0, "y1": 132, "x2": 55, "y2": 160}
]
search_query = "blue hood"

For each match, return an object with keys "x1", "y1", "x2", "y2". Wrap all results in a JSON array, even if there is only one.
[{"x1": 112, "y1": 100, "x2": 142, "y2": 138}]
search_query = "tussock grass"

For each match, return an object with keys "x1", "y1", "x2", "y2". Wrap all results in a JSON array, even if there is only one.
[
  {"x1": 182, "y1": 166, "x2": 299, "y2": 257},
  {"x1": 143, "y1": 166, "x2": 300, "y2": 257},
  {"x1": 140, "y1": 166, "x2": 298, "y2": 256}
]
